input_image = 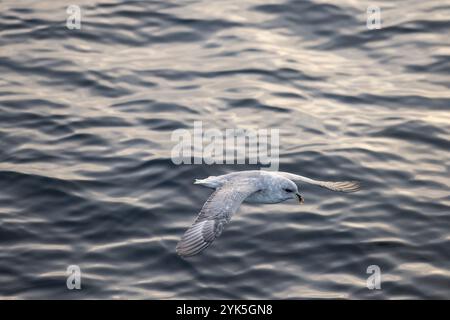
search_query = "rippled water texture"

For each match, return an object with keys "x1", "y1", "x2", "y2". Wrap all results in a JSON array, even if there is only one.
[{"x1": 0, "y1": 0, "x2": 449, "y2": 299}]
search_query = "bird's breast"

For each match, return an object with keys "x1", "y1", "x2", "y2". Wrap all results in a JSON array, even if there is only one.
[{"x1": 244, "y1": 192, "x2": 284, "y2": 204}]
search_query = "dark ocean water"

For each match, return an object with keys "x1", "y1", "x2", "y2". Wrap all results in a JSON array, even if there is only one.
[{"x1": 0, "y1": 0, "x2": 449, "y2": 299}]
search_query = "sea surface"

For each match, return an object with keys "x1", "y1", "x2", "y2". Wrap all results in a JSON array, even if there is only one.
[{"x1": 0, "y1": 0, "x2": 449, "y2": 299}]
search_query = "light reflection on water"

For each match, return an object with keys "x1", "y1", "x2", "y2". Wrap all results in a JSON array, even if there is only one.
[{"x1": 0, "y1": 0, "x2": 449, "y2": 299}]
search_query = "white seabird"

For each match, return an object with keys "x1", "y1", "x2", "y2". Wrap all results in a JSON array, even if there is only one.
[{"x1": 176, "y1": 170, "x2": 360, "y2": 257}]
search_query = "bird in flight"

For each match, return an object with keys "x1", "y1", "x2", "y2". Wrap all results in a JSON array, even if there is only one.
[{"x1": 176, "y1": 170, "x2": 360, "y2": 257}]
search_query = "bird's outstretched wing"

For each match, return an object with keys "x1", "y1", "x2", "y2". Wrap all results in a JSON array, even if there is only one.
[
  {"x1": 277, "y1": 172, "x2": 361, "y2": 193},
  {"x1": 176, "y1": 180, "x2": 260, "y2": 257}
]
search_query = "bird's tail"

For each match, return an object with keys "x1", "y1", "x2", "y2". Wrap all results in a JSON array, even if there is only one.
[{"x1": 193, "y1": 176, "x2": 220, "y2": 188}]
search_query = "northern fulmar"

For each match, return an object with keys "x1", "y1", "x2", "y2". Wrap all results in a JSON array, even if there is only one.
[{"x1": 176, "y1": 170, "x2": 360, "y2": 257}]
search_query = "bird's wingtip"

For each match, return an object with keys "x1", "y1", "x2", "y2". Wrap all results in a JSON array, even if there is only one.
[{"x1": 341, "y1": 181, "x2": 361, "y2": 193}]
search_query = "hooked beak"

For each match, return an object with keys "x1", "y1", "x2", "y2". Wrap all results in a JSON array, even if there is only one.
[{"x1": 295, "y1": 193, "x2": 304, "y2": 204}]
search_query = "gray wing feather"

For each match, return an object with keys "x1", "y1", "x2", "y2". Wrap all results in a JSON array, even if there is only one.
[
  {"x1": 176, "y1": 180, "x2": 259, "y2": 257},
  {"x1": 278, "y1": 172, "x2": 361, "y2": 193}
]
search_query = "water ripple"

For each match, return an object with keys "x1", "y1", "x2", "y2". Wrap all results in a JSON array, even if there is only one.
[{"x1": 0, "y1": 0, "x2": 449, "y2": 299}]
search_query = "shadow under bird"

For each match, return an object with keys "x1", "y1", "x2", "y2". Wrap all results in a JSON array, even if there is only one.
[{"x1": 176, "y1": 170, "x2": 361, "y2": 257}]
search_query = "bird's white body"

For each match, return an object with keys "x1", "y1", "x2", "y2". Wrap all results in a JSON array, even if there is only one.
[{"x1": 195, "y1": 170, "x2": 299, "y2": 204}]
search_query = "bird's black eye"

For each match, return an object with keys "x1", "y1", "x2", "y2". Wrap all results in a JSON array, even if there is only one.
[{"x1": 284, "y1": 188, "x2": 293, "y2": 193}]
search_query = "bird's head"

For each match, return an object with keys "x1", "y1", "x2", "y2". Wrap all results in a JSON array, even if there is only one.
[{"x1": 275, "y1": 177, "x2": 304, "y2": 204}]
